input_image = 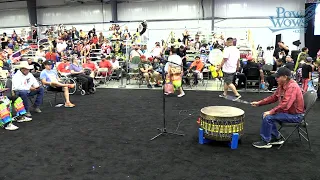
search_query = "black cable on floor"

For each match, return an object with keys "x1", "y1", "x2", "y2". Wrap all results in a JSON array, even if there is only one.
[{"x1": 174, "y1": 109, "x2": 199, "y2": 133}]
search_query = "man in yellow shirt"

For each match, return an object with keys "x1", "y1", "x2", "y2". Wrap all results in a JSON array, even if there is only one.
[
  {"x1": 79, "y1": 30, "x2": 86, "y2": 40},
  {"x1": 294, "y1": 47, "x2": 309, "y2": 71}
]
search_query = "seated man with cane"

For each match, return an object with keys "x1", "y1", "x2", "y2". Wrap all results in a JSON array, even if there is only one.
[
  {"x1": 251, "y1": 67, "x2": 304, "y2": 149},
  {"x1": 40, "y1": 61, "x2": 75, "y2": 108}
]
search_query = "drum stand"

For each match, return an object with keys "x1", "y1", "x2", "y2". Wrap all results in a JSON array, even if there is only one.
[{"x1": 150, "y1": 63, "x2": 185, "y2": 141}]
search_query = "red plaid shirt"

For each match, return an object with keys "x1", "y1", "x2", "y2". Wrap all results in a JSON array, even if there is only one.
[{"x1": 258, "y1": 79, "x2": 304, "y2": 115}]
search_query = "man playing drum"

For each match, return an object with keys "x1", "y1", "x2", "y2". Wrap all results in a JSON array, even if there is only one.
[{"x1": 251, "y1": 67, "x2": 304, "y2": 149}]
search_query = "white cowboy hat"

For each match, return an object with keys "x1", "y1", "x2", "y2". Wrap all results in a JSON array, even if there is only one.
[{"x1": 14, "y1": 61, "x2": 34, "y2": 70}]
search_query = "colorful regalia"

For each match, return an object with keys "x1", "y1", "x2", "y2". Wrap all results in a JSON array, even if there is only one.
[{"x1": 0, "y1": 96, "x2": 27, "y2": 127}]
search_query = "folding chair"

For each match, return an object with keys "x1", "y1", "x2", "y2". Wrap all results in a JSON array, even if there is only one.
[
  {"x1": 127, "y1": 63, "x2": 139, "y2": 85},
  {"x1": 45, "y1": 89, "x2": 64, "y2": 107},
  {"x1": 0, "y1": 70, "x2": 9, "y2": 88},
  {"x1": 95, "y1": 68, "x2": 110, "y2": 85},
  {"x1": 3, "y1": 78, "x2": 13, "y2": 97},
  {"x1": 245, "y1": 67, "x2": 261, "y2": 93},
  {"x1": 277, "y1": 90, "x2": 318, "y2": 150}
]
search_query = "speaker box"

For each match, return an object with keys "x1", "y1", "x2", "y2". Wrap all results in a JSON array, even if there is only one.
[
  {"x1": 291, "y1": 50, "x2": 301, "y2": 63},
  {"x1": 275, "y1": 34, "x2": 282, "y2": 48}
]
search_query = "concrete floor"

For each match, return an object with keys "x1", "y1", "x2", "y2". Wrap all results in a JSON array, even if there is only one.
[{"x1": 96, "y1": 78, "x2": 271, "y2": 93}]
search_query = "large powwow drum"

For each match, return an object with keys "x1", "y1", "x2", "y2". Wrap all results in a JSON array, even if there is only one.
[{"x1": 199, "y1": 106, "x2": 245, "y2": 141}]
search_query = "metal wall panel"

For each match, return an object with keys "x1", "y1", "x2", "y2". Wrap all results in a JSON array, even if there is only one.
[
  {"x1": 0, "y1": 9, "x2": 30, "y2": 27},
  {"x1": 203, "y1": 0, "x2": 212, "y2": 18},
  {"x1": 103, "y1": 4, "x2": 112, "y2": 22},
  {"x1": 117, "y1": 0, "x2": 202, "y2": 21},
  {"x1": 37, "y1": 4, "x2": 112, "y2": 25},
  {"x1": 36, "y1": 0, "x2": 100, "y2": 7},
  {"x1": 204, "y1": 0, "x2": 304, "y2": 18},
  {"x1": 0, "y1": 1, "x2": 27, "y2": 10},
  {"x1": 36, "y1": 0, "x2": 66, "y2": 7}
]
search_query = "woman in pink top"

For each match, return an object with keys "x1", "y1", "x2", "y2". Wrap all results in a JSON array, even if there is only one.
[{"x1": 81, "y1": 42, "x2": 90, "y2": 63}]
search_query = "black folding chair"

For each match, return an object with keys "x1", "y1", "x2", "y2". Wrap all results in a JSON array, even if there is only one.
[
  {"x1": 277, "y1": 91, "x2": 318, "y2": 150},
  {"x1": 245, "y1": 67, "x2": 261, "y2": 93}
]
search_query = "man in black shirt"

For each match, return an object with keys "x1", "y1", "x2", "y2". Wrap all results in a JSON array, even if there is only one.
[
  {"x1": 236, "y1": 56, "x2": 263, "y2": 88},
  {"x1": 27, "y1": 58, "x2": 42, "y2": 78},
  {"x1": 177, "y1": 45, "x2": 187, "y2": 71},
  {"x1": 301, "y1": 57, "x2": 313, "y2": 92},
  {"x1": 266, "y1": 59, "x2": 285, "y2": 90},
  {"x1": 273, "y1": 42, "x2": 289, "y2": 60},
  {"x1": 284, "y1": 55, "x2": 294, "y2": 71}
]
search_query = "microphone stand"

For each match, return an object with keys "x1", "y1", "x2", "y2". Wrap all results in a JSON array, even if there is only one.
[{"x1": 150, "y1": 58, "x2": 185, "y2": 141}]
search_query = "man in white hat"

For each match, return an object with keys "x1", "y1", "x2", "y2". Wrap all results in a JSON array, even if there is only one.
[{"x1": 12, "y1": 61, "x2": 44, "y2": 117}]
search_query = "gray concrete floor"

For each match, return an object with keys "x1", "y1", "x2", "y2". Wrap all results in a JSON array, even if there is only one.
[{"x1": 96, "y1": 78, "x2": 272, "y2": 93}]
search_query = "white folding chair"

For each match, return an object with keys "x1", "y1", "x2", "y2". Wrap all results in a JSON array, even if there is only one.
[{"x1": 95, "y1": 68, "x2": 110, "y2": 85}]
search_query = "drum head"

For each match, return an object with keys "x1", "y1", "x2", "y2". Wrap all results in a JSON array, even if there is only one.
[{"x1": 201, "y1": 106, "x2": 244, "y2": 118}]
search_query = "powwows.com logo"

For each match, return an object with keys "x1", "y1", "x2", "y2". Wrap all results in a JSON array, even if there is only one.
[{"x1": 269, "y1": 5, "x2": 317, "y2": 33}]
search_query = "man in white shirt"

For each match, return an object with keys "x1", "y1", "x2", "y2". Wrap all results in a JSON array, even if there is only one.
[
  {"x1": 111, "y1": 56, "x2": 121, "y2": 80},
  {"x1": 263, "y1": 47, "x2": 275, "y2": 65},
  {"x1": 130, "y1": 44, "x2": 143, "y2": 62},
  {"x1": 217, "y1": 37, "x2": 241, "y2": 99},
  {"x1": 151, "y1": 42, "x2": 163, "y2": 58},
  {"x1": 57, "y1": 40, "x2": 67, "y2": 56},
  {"x1": 12, "y1": 61, "x2": 44, "y2": 117}
]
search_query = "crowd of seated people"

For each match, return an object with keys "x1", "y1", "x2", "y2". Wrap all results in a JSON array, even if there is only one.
[
  {"x1": 69, "y1": 57, "x2": 95, "y2": 94},
  {"x1": 40, "y1": 60, "x2": 75, "y2": 107},
  {"x1": 0, "y1": 58, "x2": 79, "y2": 131},
  {"x1": 0, "y1": 47, "x2": 105, "y2": 131},
  {"x1": 138, "y1": 55, "x2": 162, "y2": 88},
  {"x1": 233, "y1": 55, "x2": 264, "y2": 89},
  {"x1": 2, "y1": 26, "x2": 320, "y2": 130},
  {"x1": 231, "y1": 43, "x2": 320, "y2": 93}
]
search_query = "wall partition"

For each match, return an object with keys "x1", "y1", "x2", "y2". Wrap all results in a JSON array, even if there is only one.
[
  {"x1": 0, "y1": 0, "x2": 307, "y2": 52},
  {"x1": 117, "y1": 0, "x2": 206, "y2": 21},
  {"x1": 37, "y1": 4, "x2": 112, "y2": 25},
  {"x1": 0, "y1": 9, "x2": 30, "y2": 28}
]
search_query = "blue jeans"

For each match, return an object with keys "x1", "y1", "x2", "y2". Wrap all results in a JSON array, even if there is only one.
[
  {"x1": 15, "y1": 87, "x2": 44, "y2": 112},
  {"x1": 260, "y1": 113, "x2": 304, "y2": 142}
]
